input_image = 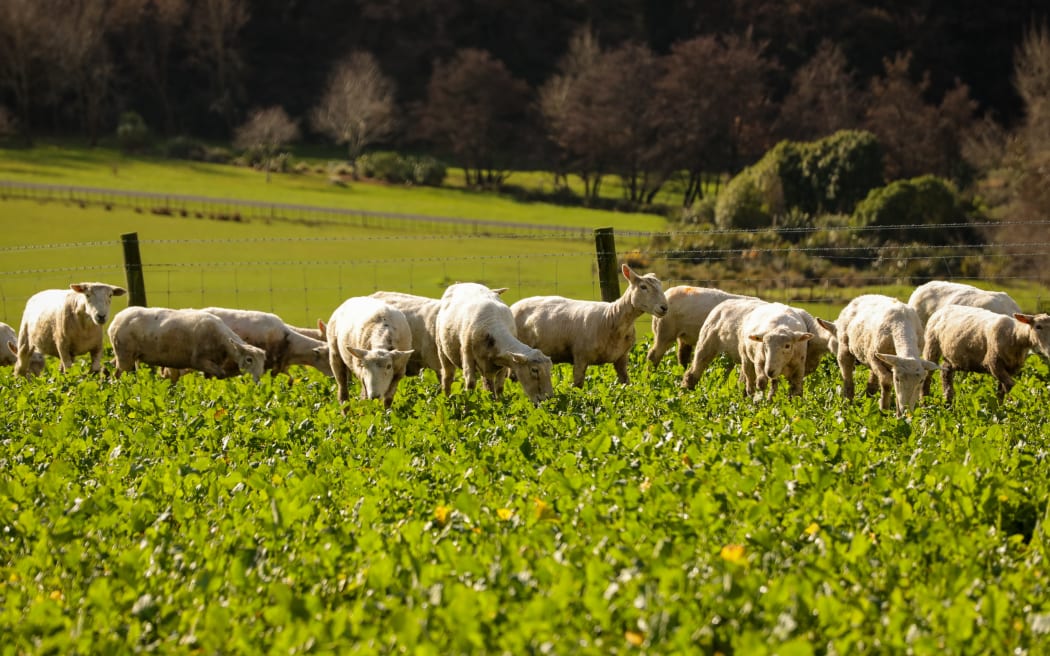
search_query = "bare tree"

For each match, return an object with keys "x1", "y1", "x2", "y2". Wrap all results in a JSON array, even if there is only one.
[
  {"x1": 233, "y1": 107, "x2": 299, "y2": 182},
  {"x1": 417, "y1": 48, "x2": 529, "y2": 187},
  {"x1": 0, "y1": 0, "x2": 49, "y2": 132},
  {"x1": 0, "y1": 105, "x2": 16, "y2": 137},
  {"x1": 186, "y1": 0, "x2": 248, "y2": 127},
  {"x1": 53, "y1": 0, "x2": 114, "y2": 144},
  {"x1": 776, "y1": 40, "x2": 860, "y2": 141},
  {"x1": 311, "y1": 52, "x2": 398, "y2": 166}
]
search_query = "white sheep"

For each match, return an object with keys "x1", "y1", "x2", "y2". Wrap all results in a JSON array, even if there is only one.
[
  {"x1": 908, "y1": 280, "x2": 1022, "y2": 326},
  {"x1": 327, "y1": 296, "x2": 414, "y2": 409},
  {"x1": 796, "y1": 308, "x2": 839, "y2": 377},
  {"x1": 14, "y1": 282, "x2": 126, "y2": 376},
  {"x1": 739, "y1": 302, "x2": 813, "y2": 398},
  {"x1": 369, "y1": 291, "x2": 442, "y2": 376},
  {"x1": 923, "y1": 305, "x2": 1050, "y2": 403},
  {"x1": 2, "y1": 321, "x2": 44, "y2": 374},
  {"x1": 436, "y1": 282, "x2": 553, "y2": 404},
  {"x1": 647, "y1": 285, "x2": 757, "y2": 367},
  {"x1": 200, "y1": 307, "x2": 332, "y2": 377},
  {"x1": 511, "y1": 264, "x2": 668, "y2": 387},
  {"x1": 681, "y1": 298, "x2": 767, "y2": 391},
  {"x1": 108, "y1": 306, "x2": 266, "y2": 381},
  {"x1": 834, "y1": 294, "x2": 939, "y2": 416}
]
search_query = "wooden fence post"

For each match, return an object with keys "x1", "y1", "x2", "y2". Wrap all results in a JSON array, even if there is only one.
[
  {"x1": 594, "y1": 227, "x2": 620, "y2": 302},
  {"x1": 121, "y1": 232, "x2": 147, "y2": 307}
]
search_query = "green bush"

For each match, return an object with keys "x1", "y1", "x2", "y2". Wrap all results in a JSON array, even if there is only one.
[
  {"x1": 162, "y1": 136, "x2": 207, "y2": 161},
  {"x1": 116, "y1": 112, "x2": 149, "y2": 153},
  {"x1": 356, "y1": 152, "x2": 447, "y2": 186},
  {"x1": 852, "y1": 175, "x2": 979, "y2": 245}
]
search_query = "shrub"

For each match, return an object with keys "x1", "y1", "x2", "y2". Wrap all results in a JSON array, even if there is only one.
[
  {"x1": 116, "y1": 112, "x2": 149, "y2": 153},
  {"x1": 852, "y1": 175, "x2": 980, "y2": 245},
  {"x1": 355, "y1": 152, "x2": 447, "y2": 186},
  {"x1": 162, "y1": 136, "x2": 207, "y2": 160}
]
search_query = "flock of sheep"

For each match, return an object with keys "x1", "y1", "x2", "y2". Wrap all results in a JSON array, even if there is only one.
[{"x1": 3, "y1": 267, "x2": 1049, "y2": 417}]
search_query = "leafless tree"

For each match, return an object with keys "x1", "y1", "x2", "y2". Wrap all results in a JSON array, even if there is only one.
[
  {"x1": 311, "y1": 52, "x2": 398, "y2": 166},
  {"x1": 0, "y1": 0, "x2": 49, "y2": 131},
  {"x1": 233, "y1": 106, "x2": 299, "y2": 182},
  {"x1": 0, "y1": 105, "x2": 16, "y2": 137},
  {"x1": 186, "y1": 0, "x2": 248, "y2": 127},
  {"x1": 776, "y1": 40, "x2": 860, "y2": 141},
  {"x1": 417, "y1": 48, "x2": 529, "y2": 187},
  {"x1": 52, "y1": 0, "x2": 114, "y2": 144}
]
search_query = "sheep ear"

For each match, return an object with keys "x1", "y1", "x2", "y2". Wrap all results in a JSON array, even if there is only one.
[
  {"x1": 491, "y1": 287, "x2": 509, "y2": 295},
  {"x1": 621, "y1": 263, "x2": 634, "y2": 281},
  {"x1": 923, "y1": 359, "x2": 942, "y2": 372},
  {"x1": 817, "y1": 318, "x2": 837, "y2": 334},
  {"x1": 796, "y1": 332, "x2": 814, "y2": 343},
  {"x1": 317, "y1": 319, "x2": 327, "y2": 337},
  {"x1": 348, "y1": 347, "x2": 369, "y2": 360},
  {"x1": 1014, "y1": 313, "x2": 1034, "y2": 325},
  {"x1": 874, "y1": 352, "x2": 901, "y2": 367},
  {"x1": 748, "y1": 334, "x2": 764, "y2": 342},
  {"x1": 70, "y1": 283, "x2": 87, "y2": 293},
  {"x1": 112, "y1": 286, "x2": 127, "y2": 296},
  {"x1": 6, "y1": 341, "x2": 15, "y2": 355}
]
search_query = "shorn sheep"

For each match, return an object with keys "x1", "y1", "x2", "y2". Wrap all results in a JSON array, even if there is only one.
[
  {"x1": 369, "y1": 291, "x2": 443, "y2": 376},
  {"x1": 908, "y1": 281, "x2": 1022, "y2": 326},
  {"x1": 15, "y1": 282, "x2": 126, "y2": 376},
  {"x1": 739, "y1": 302, "x2": 813, "y2": 398},
  {"x1": 647, "y1": 286, "x2": 756, "y2": 368},
  {"x1": 327, "y1": 296, "x2": 414, "y2": 410},
  {"x1": 2, "y1": 321, "x2": 44, "y2": 374},
  {"x1": 200, "y1": 307, "x2": 332, "y2": 377},
  {"x1": 108, "y1": 306, "x2": 266, "y2": 381},
  {"x1": 834, "y1": 294, "x2": 940, "y2": 417},
  {"x1": 512, "y1": 264, "x2": 668, "y2": 387},
  {"x1": 681, "y1": 298, "x2": 767, "y2": 391},
  {"x1": 436, "y1": 282, "x2": 553, "y2": 404},
  {"x1": 923, "y1": 305, "x2": 1050, "y2": 403}
]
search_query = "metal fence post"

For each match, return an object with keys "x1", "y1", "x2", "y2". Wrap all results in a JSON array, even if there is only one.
[
  {"x1": 594, "y1": 227, "x2": 620, "y2": 302},
  {"x1": 120, "y1": 232, "x2": 148, "y2": 307}
]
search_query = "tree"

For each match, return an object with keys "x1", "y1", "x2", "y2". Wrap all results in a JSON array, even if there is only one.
[
  {"x1": 233, "y1": 106, "x2": 299, "y2": 182},
  {"x1": 0, "y1": 0, "x2": 49, "y2": 132},
  {"x1": 186, "y1": 0, "x2": 248, "y2": 128},
  {"x1": 776, "y1": 40, "x2": 860, "y2": 141},
  {"x1": 54, "y1": 0, "x2": 114, "y2": 144},
  {"x1": 417, "y1": 48, "x2": 530, "y2": 187},
  {"x1": 311, "y1": 52, "x2": 398, "y2": 166}
]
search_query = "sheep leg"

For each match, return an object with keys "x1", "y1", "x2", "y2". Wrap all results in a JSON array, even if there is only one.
[
  {"x1": 677, "y1": 341, "x2": 694, "y2": 368},
  {"x1": 837, "y1": 351, "x2": 856, "y2": 400},
  {"x1": 682, "y1": 339, "x2": 720, "y2": 390},
  {"x1": 922, "y1": 338, "x2": 941, "y2": 397},
  {"x1": 331, "y1": 355, "x2": 351, "y2": 404},
  {"x1": 788, "y1": 366, "x2": 804, "y2": 397},
  {"x1": 438, "y1": 354, "x2": 457, "y2": 396},
  {"x1": 198, "y1": 358, "x2": 227, "y2": 379},
  {"x1": 740, "y1": 359, "x2": 757, "y2": 396},
  {"x1": 572, "y1": 360, "x2": 589, "y2": 388},
  {"x1": 646, "y1": 329, "x2": 672, "y2": 367},
  {"x1": 89, "y1": 344, "x2": 104, "y2": 374},
  {"x1": 865, "y1": 370, "x2": 880, "y2": 397},
  {"x1": 461, "y1": 348, "x2": 478, "y2": 391},
  {"x1": 988, "y1": 359, "x2": 1015, "y2": 403},
  {"x1": 613, "y1": 353, "x2": 630, "y2": 384},
  {"x1": 941, "y1": 366, "x2": 956, "y2": 405}
]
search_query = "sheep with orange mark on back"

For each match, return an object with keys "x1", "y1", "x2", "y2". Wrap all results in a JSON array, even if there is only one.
[{"x1": 648, "y1": 286, "x2": 757, "y2": 368}]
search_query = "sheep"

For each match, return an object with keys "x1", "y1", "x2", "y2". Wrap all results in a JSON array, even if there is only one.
[
  {"x1": 108, "y1": 306, "x2": 266, "y2": 381},
  {"x1": 2, "y1": 321, "x2": 45, "y2": 374},
  {"x1": 290, "y1": 320, "x2": 326, "y2": 342},
  {"x1": 200, "y1": 307, "x2": 332, "y2": 377},
  {"x1": 14, "y1": 282, "x2": 127, "y2": 377},
  {"x1": 327, "y1": 296, "x2": 414, "y2": 409},
  {"x1": 436, "y1": 282, "x2": 553, "y2": 404},
  {"x1": 647, "y1": 286, "x2": 757, "y2": 367},
  {"x1": 834, "y1": 294, "x2": 940, "y2": 417},
  {"x1": 511, "y1": 264, "x2": 668, "y2": 387},
  {"x1": 922, "y1": 305, "x2": 1050, "y2": 404},
  {"x1": 908, "y1": 281, "x2": 1022, "y2": 326},
  {"x1": 739, "y1": 302, "x2": 814, "y2": 398},
  {"x1": 681, "y1": 298, "x2": 767, "y2": 391},
  {"x1": 369, "y1": 291, "x2": 442, "y2": 376},
  {"x1": 796, "y1": 309, "x2": 839, "y2": 377}
]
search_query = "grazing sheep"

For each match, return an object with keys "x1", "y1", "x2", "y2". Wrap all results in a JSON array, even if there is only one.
[
  {"x1": 15, "y1": 282, "x2": 126, "y2": 377},
  {"x1": 835, "y1": 294, "x2": 939, "y2": 417},
  {"x1": 681, "y1": 298, "x2": 768, "y2": 391},
  {"x1": 739, "y1": 303, "x2": 813, "y2": 398},
  {"x1": 512, "y1": 264, "x2": 668, "y2": 387},
  {"x1": 2, "y1": 321, "x2": 44, "y2": 374},
  {"x1": 108, "y1": 306, "x2": 266, "y2": 381},
  {"x1": 908, "y1": 281, "x2": 1022, "y2": 326},
  {"x1": 200, "y1": 307, "x2": 332, "y2": 377},
  {"x1": 327, "y1": 296, "x2": 414, "y2": 410},
  {"x1": 647, "y1": 286, "x2": 757, "y2": 367},
  {"x1": 796, "y1": 309, "x2": 839, "y2": 377},
  {"x1": 436, "y1": 282, "x2": 553, "y2": 404},
  {"x1": 290, "y1": 320, "x2": 326, "y2": 342},
  {"x1": 369, "y1": 291, "x2": 442, "y2": 376},
  {"x1": 923, "y1": 305, "x2": 1050, "y2": 403}
]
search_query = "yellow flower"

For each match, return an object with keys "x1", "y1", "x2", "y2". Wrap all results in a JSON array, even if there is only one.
[
  {"x1": 720, "y1": 544, "x2": 747, "y2": 566},
  {"x1": 534, "y1": 498, "x2": 559, "y2": 522},
  {"x1": 625, "y1": 630, "x2": 645, "y2": 646},
  {"x1": 497, "y1": 508, "x2": 514, "y2": 521},
  {"x1": 434, "y1": 505, "x2": 451, "y2": 526},
  {"x1": 640, "y1": 479, "x2": 651, "y2": 492},
  {"x1": 804, "y1": 522, "x2": 820, "y2": 536},
  {"x1": 49, "y1": 590, "x2": 64, "y2": 602}
]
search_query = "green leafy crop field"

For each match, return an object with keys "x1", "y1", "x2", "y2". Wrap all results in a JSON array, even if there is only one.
[{"x1": 2, "y1": 351, "x2": 1050, "y2": 654}]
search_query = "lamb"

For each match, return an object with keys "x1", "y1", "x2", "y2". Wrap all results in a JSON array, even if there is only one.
[
  {"x1": 923, "y1": 305, "x2": 1050, "y2": 403},
  {"x1": 647, "y1": 286, "x2": 757, "y2": 367},
  {"x1": 739, "y1": 302, "x2": 813, "y2": 398},
  {"x1": 14, "y1": 282, "x2": 126, "y2": 377},
  {"x1": 108, "y1": 306, "x2": 266, "y2": 381},
  {"x1": 2, "y1": 321, "x2": 44, "y2": 374},
  {"x1": 834, "y1": 294, "x2": 940, "y2": 417},
  {"x1": 908, "y1": 281, "x2": 1022, "y2": 326},
  {"x1": 436, "y1": 282, "x2": 553, "y2": 404},
  {"x1": 369, "y1": 291, "x2": 442, "y2": 376},
  {"x1": 327, "y1": 296, "x2": 414, "y2": 409},
  {"x1": 200, "y1": 307, "x2": 332, "y2": 377},
  {"x1": 511, "y1": 264, "x2": 668, "y2": 387}
]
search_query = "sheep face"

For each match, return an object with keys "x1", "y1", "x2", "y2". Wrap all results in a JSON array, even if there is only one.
[
  {"x1": 348, "y1": 347, "x2": 413, "y2": 401},
  {"x1": 1016, "y1": 313, "x2": 1050, "y2": 359},
  {"x1": 874, "y1": 352, "x2": 940, "y2": 417},
  {"x1": 309, "y1": 345, "x2": 335, "y2": 377},
  {"x1": 8, "y1": 341, "x2": 45, "y2": 376},
  {"x1": 749, "y1": 329, "x2": 812, "y2": 379},
  {"x1": 502, "y1": 350, "x2": 554, "y2": 405},
  {"x1": 71, "y1": 282, "x2": 127, "y2": 325},
  {"x1": 233, "y1": 341, "x2": 267, "y2": 382},
  {"x1": 622, "y1": 264, "x2": 668, "y2": 318}
]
